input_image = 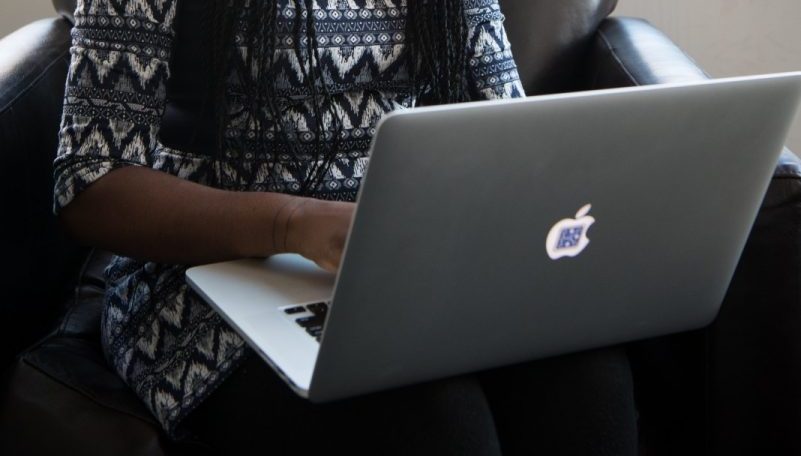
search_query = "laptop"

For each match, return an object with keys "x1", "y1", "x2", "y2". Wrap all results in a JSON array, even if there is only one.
[{"x1": 187, "y1": 73, "x2": 801, "y2": 403}]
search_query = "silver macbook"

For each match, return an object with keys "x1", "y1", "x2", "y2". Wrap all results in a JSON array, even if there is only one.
[{"x1": 187, "y1": 73, "x2": 801, "y2": 402}]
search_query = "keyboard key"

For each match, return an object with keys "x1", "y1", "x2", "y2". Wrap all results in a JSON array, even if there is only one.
[
  {"x1": 296, "y1": 316, "x2": 325, "y2": 328},
  {"x1": 293, "y1": 304, "x2": 327, "y2": 343},
  {"x1": 307, "y1": 302, "x2": 329, "y2": 316},
  {"x1": 283, "y1": 306, "x2": 306, "y2": 315}
]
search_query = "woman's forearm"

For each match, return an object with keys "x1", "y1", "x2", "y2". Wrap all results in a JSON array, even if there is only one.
[{"x1": 59, "y1": 166, "x2": 308, "y2": 265}]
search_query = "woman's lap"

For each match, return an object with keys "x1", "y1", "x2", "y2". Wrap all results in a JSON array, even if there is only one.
[
  {"x1": 185, "y1": 347, "x2": 637, "y2": 455},
  {"x1": 479, "y1": 347, "x2": 638, "y2": 455}
]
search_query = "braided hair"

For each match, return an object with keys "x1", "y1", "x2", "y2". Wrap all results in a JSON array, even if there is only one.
[{"x1": 209, "y1": 0, "x2": 468, "y2": 194}]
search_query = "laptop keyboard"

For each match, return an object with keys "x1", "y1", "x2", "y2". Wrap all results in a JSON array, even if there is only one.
[{"x1": 283, "y1": 302, "x2": 329, "y2": 342}]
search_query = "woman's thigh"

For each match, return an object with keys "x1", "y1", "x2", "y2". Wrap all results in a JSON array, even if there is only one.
[
  {"x1": 187, "y1": 347, "x2": 637, "y2": 455},
  {"x1": 185, "y1": 352, "x2": 502, "y2": 456},
  {"x1": 479, "y1": 346, "x2": 638, "y2": 456}
]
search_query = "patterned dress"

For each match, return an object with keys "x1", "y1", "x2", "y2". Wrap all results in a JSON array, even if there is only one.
[{"x1": 54, "y1": 0, "x2": 525, "y2": 436}]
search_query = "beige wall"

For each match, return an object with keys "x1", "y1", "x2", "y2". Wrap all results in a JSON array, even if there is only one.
[
  {"x1": 0, "y1": 2, "x2": 57, "y2": 38},
  {"x1": 615, "y1": 0, "x2": 801, "y2": 152}
]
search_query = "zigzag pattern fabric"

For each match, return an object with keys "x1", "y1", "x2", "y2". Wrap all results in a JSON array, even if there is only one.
[{"x1": 53, "y1": 0, "x2": 524, "y2": 435}]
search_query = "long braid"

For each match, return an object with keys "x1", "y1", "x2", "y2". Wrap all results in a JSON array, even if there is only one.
[
  {"x1": 294, "y1": 0, "x2": 335, "y2": 195},
  {"x1": 210, "y1": 0, "x2": 243, "y2": 187},
  {"x1": 248, "y1": 0, "x2": 289, "y2": 189},
  {"x1": 447, "y1": 0, "x2": 468, "y2": 100},
  {"x1": 303, "y1": 0, "x2": 345, "y2": 196},
  {"x1": 407, "y1": 0, "x2": 468, "y2": 105},
  {"x1": 210, "y1": 0, "x2": 468, "y2": 193},
  {"x1": 258, "y1": 0, "x2": 292, "y2": 188}
]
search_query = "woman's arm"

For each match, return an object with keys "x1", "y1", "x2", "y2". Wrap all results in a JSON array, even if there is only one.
[
  {"x1": 60, "y1": 166, "x2": 354, "y2": 270},
  {"x1": 464, "y1": 0, "x2": 526, "y2": 100},
  {"x1": 54, "y1": 0, "x2": 352, "y2": 271}
]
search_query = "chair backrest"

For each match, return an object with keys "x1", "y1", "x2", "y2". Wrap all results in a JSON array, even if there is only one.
[
  {"x1": 52, "y1": 0, "x2": 74, "y2": 20},
  {"x1": 501, "y1": 0, "x2": 618, "y2": 94},
  {"x1": 52, "y1": 0, "x2": 617, "y2": 95}
]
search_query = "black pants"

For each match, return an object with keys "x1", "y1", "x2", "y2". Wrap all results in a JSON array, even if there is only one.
[{"x1": 185, "y1": 347, "x2": 637, "y2": 455}]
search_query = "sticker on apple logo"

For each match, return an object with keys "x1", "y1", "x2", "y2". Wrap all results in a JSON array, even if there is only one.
[{"x1": 546, "y1": 204, "x2": 595, "y2": 260}]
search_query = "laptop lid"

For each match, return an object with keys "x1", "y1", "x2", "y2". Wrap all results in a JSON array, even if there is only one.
[{"x1": 307, "y1": 73, "x2": 801, "y2": 402}]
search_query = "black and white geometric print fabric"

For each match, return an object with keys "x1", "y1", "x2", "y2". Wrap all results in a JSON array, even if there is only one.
[{"x1": 53, "y1": 0, "x2": 524, "y2": 435}]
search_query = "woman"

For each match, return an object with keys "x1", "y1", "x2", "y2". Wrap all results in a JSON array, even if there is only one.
[{"x1": 54, "y1": 0, "x2": 637, "y2": 453}]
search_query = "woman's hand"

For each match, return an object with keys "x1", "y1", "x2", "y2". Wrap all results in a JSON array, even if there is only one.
[
  {"x1": 284, "y1": 199, "x2": 356, "y2": 273},
  {"x1": 59, "y1": 166, "x2": 356, "y2": 269}
]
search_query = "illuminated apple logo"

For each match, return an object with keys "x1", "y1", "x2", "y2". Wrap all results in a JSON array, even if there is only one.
[{"x1": 546, "y1": 204, "x2": 595, "y2": 260}]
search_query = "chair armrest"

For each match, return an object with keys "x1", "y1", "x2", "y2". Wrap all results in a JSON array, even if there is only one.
[
  {"x1": 0, "y1": 18, "x2": 87, "y2": 369},
  {"x1": 588, "y1": 16, "x2": 708, "y2": 88},
  {"x1": 765, "y1": 150, "x2": 801, "y2": 207},
  {"x1": 0, "y1": 18, "x2": 71, "y2": 113}
]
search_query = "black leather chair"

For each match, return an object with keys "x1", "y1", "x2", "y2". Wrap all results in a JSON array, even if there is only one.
[{"x1": 3, "y1": 1, "x2": 801, "y2": 454}]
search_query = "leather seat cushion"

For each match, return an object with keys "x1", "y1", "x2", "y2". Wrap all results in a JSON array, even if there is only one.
[{"x1": 0, "y1": 250, "x2": 212, "y2": 455}]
